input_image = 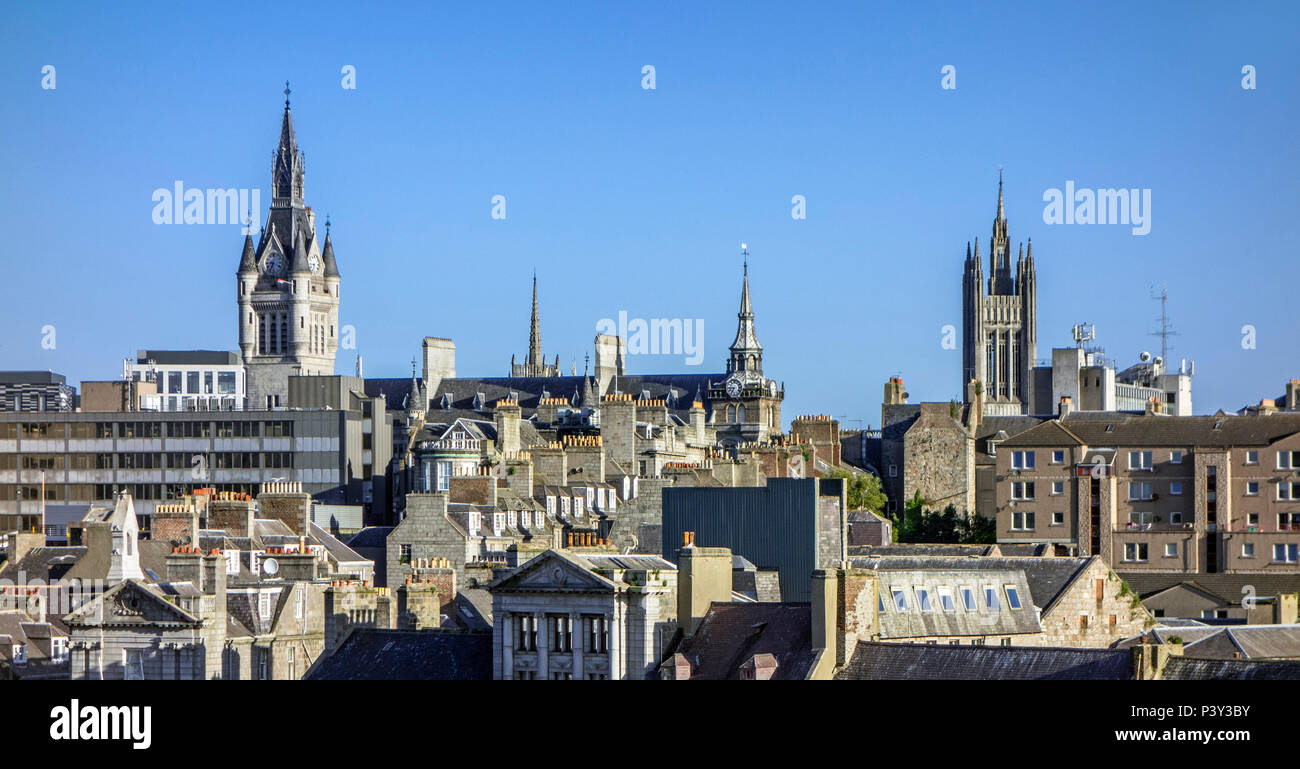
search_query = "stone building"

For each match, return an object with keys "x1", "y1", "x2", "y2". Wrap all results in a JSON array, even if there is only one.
[
  {"x1": 238, "y1": 88, "x2": 341, "y2": 409},
  {"x1": 993, "y1": 412, "x2": 1300, "y2": 576},
  {"x1": 489, "y1": 548, "x2": 678, "y2": 680}
]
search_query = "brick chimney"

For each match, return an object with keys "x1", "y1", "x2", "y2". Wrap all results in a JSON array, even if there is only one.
[
  {"x1": 494, "y1": 398, "x2": 522, "y2": 456},
  {"x1": 151, "y1": 502, "x2": 199, "y2": 547},
  {"x1": 257, "y1": 481, "x2": 312, "y2": 538}
]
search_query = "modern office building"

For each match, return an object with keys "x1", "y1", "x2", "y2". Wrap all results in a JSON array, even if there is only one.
[
  {"x1": 0, "y1": 372, "x2": 75, "y2": 413},
  {"x1": 0, "y1": 375, "x2": 390, "y2": 535},
  {"x1": 122, "y1": 350, "x2": 247, "y2": 411}
]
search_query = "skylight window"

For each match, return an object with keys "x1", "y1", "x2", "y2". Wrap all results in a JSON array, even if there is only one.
[
  {"x1": 938, "y1": 588, "x2": 955, "y2": 611},
  {"x1": 984, "y1": 586, "x2": 1001, "y2": 611},
  {"x1": 916, "y1": 588, "x2": 933, "y2": 612},
  {"x1": 960, "y1": 587, "x2": 976, "y2": 611},
  {"x1": 1005, "y1": 586, "x2": 1022, "y2": 609},
  {"x1": 892, "y1": 588, "x2": 908, "y2": 611}
]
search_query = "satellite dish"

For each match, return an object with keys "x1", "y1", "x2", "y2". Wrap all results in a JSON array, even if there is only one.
[
  {"x1": 1153, "y1": 356, "x2": 1163, "y2": 366},
  {"x1": 262, "y1": 557, "x2": 279, "y2": 576},
  {"x1": 1138, "y1": 351, "x2": 1152, "y2": 362}
]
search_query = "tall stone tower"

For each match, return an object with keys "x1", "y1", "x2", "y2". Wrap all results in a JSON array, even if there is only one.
[
  {"x1": 710, "y1": 253, "x2": 783, "y2": 445},
  {"x1": 962, "y1": 174, "x2": 1036, "y2": 416},
  {"x1": 238, "y1": 84, "x2": 340, "y2": 409}
]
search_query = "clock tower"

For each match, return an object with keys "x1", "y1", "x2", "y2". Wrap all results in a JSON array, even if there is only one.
[
  {"x1": 709, "y1": 251, "x2": 783, "y2": 446},
  {"x1": 238, "y1": 84, "x2": 341, "y2": 410}
]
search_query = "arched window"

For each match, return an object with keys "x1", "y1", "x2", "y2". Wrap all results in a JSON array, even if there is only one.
[
  {"x1": 726, "y1": 404, "x2": 736, "y2": 423},
  {"x1": 737, "y1": 405, "x2": 746, "y2": 422}
]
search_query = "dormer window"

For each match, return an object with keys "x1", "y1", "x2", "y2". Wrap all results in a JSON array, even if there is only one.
[
  {"x1": 468, "y1": 511, "x2": 481, "y2": 536},
  {"x1": 493, "y1": 513, "x2": 505, "y2": 536}
]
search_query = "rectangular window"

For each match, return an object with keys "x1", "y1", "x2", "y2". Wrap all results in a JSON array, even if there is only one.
[
  {"x1": 1274, "y1": 544, "x2": 1299, "y2": 563},
  {"x1": 1124, "y1": 542, "x2": 1149, "y2": 562},
  {"x1": 984, "y1": 586, "x2": 1001, "y2": 611},
  {"x1": 1169, "y1": 512, "x2": 1183, "y2": 525},
  {"x1": 295, "y1": 586, "x2": 304, "y2": 620},
  {"x1": 915, "y1": 588, "x2": 933, "y2": 612},
  {"x1": 1051, "y1": 480, "x2": 1065, "y2": 495},
  {"x1": 1245, "y1": 450, "x2": 1259, "y2": 465},
  {"x1": 1128, "y1": 511, "x2": 1153, "y2": 526},
  {"x1": 1170, "y1": 481, "x2": 1183, "y2": 496},
  {"x1": 938, "y1": 588, "x2": 955, "y2": 611},
  {"x1": 1011, "y1": 511, "x2": 1035, "y2": 531},
  {"x1": 1005, "y1": 586, "x2": 1022, "y2": 610},
  {"x1": 1247, "y1": 513, "x2": 1260, "y2": 527},
  {"x1": 1128, "y1": 450, "x2": 1153, "y2": 470},
  {"x1": 891, "y1": 588, "x2": 908, "y2": 611},
  {"x1": 1128, "y1": 481, "x2": 1153, "y2": 501},
  {"x1": 960, "y1": 587, "x2": 976, "y2": 611},
  {"x1": 1011, "y1": 451, "x2": 1035, "y2": 470},
  {"x1": 1051, "y1": 511, "x2": 1065, "y2": 526},
  {"x1": 1052, "y1": 450, "x2": 1065, "y2": 464},
  {"x1": 1278, "y1": 450, "x2": 1300, "y2": 470},
  {"x1": 1011, "y1": 481, "x2": 1035, "y2": 500},
  {"x1": 258, "y1": 591, "x2": 272, "y2": 620},
  {"x1": 1169, "y1": 450, "x2": 1183, "y2": 464},
  {"x1": 1246, "y1": 481, "x2": 1259, "y2": 496},
  {"x1": 1242, "y1": 543, "x2": 1255, "y2": 558},
  {"x1": 1164, "y1": 542, "x2": 1178, "y2": 557}
]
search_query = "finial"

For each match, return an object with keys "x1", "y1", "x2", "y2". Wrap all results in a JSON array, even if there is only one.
[
  {"x1": 284, "y1": 81, "x2": 291, "y2": 108},
  {"x1": 325, "y1": 213, "x2": 331, "y2": 236},
  {"x1": 741, "y1": 242, "x2": 749, "y2": 275}
]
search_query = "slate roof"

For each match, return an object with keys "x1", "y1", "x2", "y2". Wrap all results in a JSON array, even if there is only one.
[
  {"x1": 871, "y1": 568, "x2": 1042, "y2": 638},
  {"x1": 306, "y1": 630, "x2": 492, "y2": 680},
  {"x1": 1121, "y1": 572, "x2": 1300, "y2": 607},
  {"x1": 850, "y1": 556, "x2": 1094, "y2": 616},
  {"x1": 1000, "y1": 413, "x2": 1300, "y2": 449},
  {"x1": 855, "y1": 544, "x2": 997, "y2": 558},
  {"x1": 836, "y1": 642, "x2": 1135, "y2": 680},
  {"x1": 1161, "y1": 656, "x2": 1300, "y2": 680},
  {"x1": 0, "y1": 547, "x2": 85, "y2": 582},
  {"x1": 670, "y1": 602, "x2": 817, "y2": 680},
  {"x1": 1118, "y1": 625, "x2": 1300, "y2": 660}
]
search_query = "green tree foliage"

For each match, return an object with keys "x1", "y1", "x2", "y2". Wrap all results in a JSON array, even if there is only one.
[
  {"x1": 827, "y1": 468, "x2": 887, "y2": 513},
  {"x1": 896, "y1": 492, "x2": 995, "y2": 544}
]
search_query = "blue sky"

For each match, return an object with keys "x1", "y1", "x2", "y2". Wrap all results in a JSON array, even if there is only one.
[{"x1": 1, "y1": 1, "x2": 1297, "y2": 427}]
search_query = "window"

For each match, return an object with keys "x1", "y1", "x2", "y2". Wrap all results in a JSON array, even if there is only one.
[
  {"x1": 1169, "y1": 512, "x2": 1183, "y2": 525},
  {"x1": 493, "y1": 513, "x2": 505, "y2": 536},
  {"x1": 1128, "y1": 511, "x2": 1153, "y2": 526},
  {"x1": 548, "y1": 615, "x2": 572, "y2": 652},
  {"x1": 888, "y1": 464, "x2": 897, "y2": 478},
  {"x1": 1279, "y1": 450, "x2": 1300, "y2": 470},
  {"x1": 1011, "y1": 451, "x2": 1035, "y2": 470},
  {"x1": 1011, "y1": 511, "x2": 1035, "y2": 531},
  {"x1": 585, "y1": 616, "x2": 608, "y2": 653},
  {"x1": 517, "y1": 616, "x2": 538, "y2": 651},
  {"x1": 1128, "y1": 450, "x2": 1153, "y2": 470},
  {"x1": 1246, "y1": 481, "x2": 1259, "y2": 496},
  {"x1": 399, "y1": 544, "x2": 411, "y2": 564},
  {"x1": 1000, "y1": 638, "x2": 1013, "y2": 647},
  {"x1": 258, "y1": 591, "x2": 272, "y2": 621},
  {"x1": 1052, "y1": 450, "x2": 1065, "y2": 464},
  {"x1": 295, "y1": 586, "x2": 304, "y2": 620},
  {"x1": 1128, "y1": 481, "x2": 1153, "y2": 501},
  {"x1": 224, "y1": 550, "x2": 239, "y2": 574},
  {"x1": 1242, "y1": 543, "x2": 1255, "y2": 558},
  {"x1": 1051, "y1": 480, "x2": 1065, "y2": 496},
  {"x1": 1011, "y1": 481, "x2": 1035, "y2": 500},
  {"x1": 984, "y1": 586, "x2": 1001, "y2": 611},
  {"x1": 1247, "y1": 513, "x2": 1260, "y2": 527},
  {"x1": 468, "y1": 512, "x2": 481, "y2": 537},
  {"x1": 1273, "y1": 544, "x2": 1299, "y2": 564},
  {"x1": 1278, "y1": 482, "x2": 1300, "y2": 501},
  {"x1": 960, "y1": 587, "x2": 976, "y2": 611},
  {"x1": 1245, "y1": 450, "x2": 1259, "y2": 465},
  {"x1": 1170, "y1": 450, "x2": 1183, "y2": 464},
  {"x1": 1280, "y1": 513, "x2": 1300, "y2": 531},
  {"x1": 13, "y1": 643, "x2": 27, "y2": 665},
  {"x1": 1005, "y1": 586, "x2": 1022, "y2": 609},
  {"x1": 915, "y1": 588, "x2": 933, "y2": 612},
  {"x1": 1169, "y1": 481, "x2": 1183, "y2": 496},
  {"x1": 938, "y1": 588, "x2": 955, "y2": 611},
  {"x1": 1051, "y1": 511, "x2": 1065, "y2": 526},
  {"x1": 1124, "y1": 542, "x2": 1149, "y2": 562},
  {"x1": 1164, "y1": 543, "x2": 1178, "y2": 558},
  {"x1": 891, "y1": 588, "x2": 908, "y2": 611},
  {"x1": 1079, "y1": 615, "x2": 1089, "y2": 629}
]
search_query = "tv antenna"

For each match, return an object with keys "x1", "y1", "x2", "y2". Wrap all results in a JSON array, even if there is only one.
[{"x1": 1149, "y1": 284, "x2": 1179, "y2": 362}]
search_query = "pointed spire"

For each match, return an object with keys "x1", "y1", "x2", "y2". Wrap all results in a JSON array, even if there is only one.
[
  {"x1": 290, "y1": 230, "x2": 309, "y2": 273},
  {"x1": 527, "y1": 273, "x2": 542, "y2": 368},
  {"x1": 996, "y1": 166, "x2": 1005, "y2": 221},
  {"x1": 729, "y1": 246, "x2": 763, "y2": 365},
  {"x1": 322, "y1": 217, "x2": 339, "y2": 277},
  {"x1": 238, "y1": 232, "x2": 257, "y2": 274},
  {"x1": 274, "y1": 81, "x2": 304, "y2": 203}
]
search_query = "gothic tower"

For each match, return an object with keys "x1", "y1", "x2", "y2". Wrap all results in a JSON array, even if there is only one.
[
  {"x1": 711, "y1": 253, "x2": 782, "y2": 446},
  {"x1": 962, "y1": 173, "x2": 1036, "y2": 416},
  {"x1": 239, "y1": 84, "x2": 340, "y2": 409}
]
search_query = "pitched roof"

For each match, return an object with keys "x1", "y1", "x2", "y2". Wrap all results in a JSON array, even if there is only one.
[
  {"x1": 306, "y1": 629, "x2": 492, "y2": 680},
  {"x1": 1001, "y1": 413, "x2": 1300, "y2": 449},
  {"x1": 1120, "y1": 625, "x2": 1300, "y2": 660},
  {"x1": 1161, "y1": 656, "x2": 1300, "y2": 680},
  {"x1": 670, "y1": 602, "x2": 816, "y2": 680},
  {"x1": 850, "y1": 556, "x2": 1094, "y2": 616},
  {"x1": 1120, "y1": 572, "x2": 1300, "y2": 607},
  {"x1": 836, "y1": 642, "x2": 1134, "y2": 680}
]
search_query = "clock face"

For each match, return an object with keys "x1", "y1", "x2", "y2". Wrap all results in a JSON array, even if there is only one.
[
  {"x1": 308, "y1": 253, "x2": 321, "y2": 275},
  {"x1": 264, "y1": 253, "x2": 285, "y2": 275},
  {"x1": 725, "y1": 377, "x2": 742, "y2": 398}
]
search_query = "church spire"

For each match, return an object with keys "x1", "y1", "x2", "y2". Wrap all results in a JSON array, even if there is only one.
[{"x1": 526, "y1": 272, "x2": 542, "y2": 367}]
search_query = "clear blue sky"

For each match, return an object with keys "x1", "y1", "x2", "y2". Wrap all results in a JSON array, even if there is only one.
[{"x1": 2, "y1": 1, "x2": 1297, "y2": 427}]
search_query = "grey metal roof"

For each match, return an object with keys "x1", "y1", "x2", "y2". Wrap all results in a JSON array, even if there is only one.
[
  {"x1": 836, "y1": 642, "x2": 1134, "y2": 680},
  {"x1": 306, "y1": 629, "x2": 492, "y2": 680}
]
